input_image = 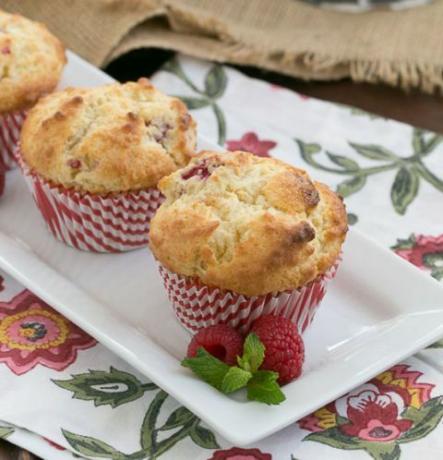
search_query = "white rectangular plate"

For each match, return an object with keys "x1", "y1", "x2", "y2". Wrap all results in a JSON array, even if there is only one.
[{"x1": 1, "y1": 52, "x2": 443, "y2": 446}]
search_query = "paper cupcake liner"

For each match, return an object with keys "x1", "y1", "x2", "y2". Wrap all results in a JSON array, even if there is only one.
[
  {"x1": 0, "y1": 160, "x2": 4, "y2": 197},
  {"x1": 0, "y1": 111, "x2": 26, "y2": 170},
  {"x1": 16, "y1": 147, "x2": 164, "y2": 252},
  {"x1": 159, "y1": 261, "x2": 340, "y2": 335}
]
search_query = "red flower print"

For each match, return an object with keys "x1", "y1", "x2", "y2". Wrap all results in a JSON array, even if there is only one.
[
  {"x1": 43, "y1": 437, "x2": 66, "y2": 451},
  {"x1": 209, "y1": 447, "x2": 272, "y2": 460},
  {"x1": 299, "y1": 365, "x2": 441, "y2": 457},
  {"x1": 226, "y1": 132, "x2": 276, "y2": 157},
  {"x1": 392, "y1": 234, "x2": 443, "y2": 280},
  {"x1": 336, "y1": 384, "x2": 412, "y2": 441},
  {"x1": 0, "y1": 290, "x2": 96, "y2": 375},
  {"x1": 334, "y1": 364, "x2": 435, "y2": 443},
  {"x1": 300, "y1": 364, "x2": 435, "y2": 438},
  {"x1": 298, "y1": 403, "x2": 337, "y2": 432},
  {"x1": 377, "y1": 364, "x2": 434, "y2": 406}
]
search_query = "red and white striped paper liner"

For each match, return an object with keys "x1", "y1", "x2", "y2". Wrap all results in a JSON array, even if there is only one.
[
  {"x1": 159, "y1": 262, "x2": 339, "y2": 335},
  {"x1": 16, "y1": 148, "x2": 164, "y2": 252},
  {"x1": 0, "y1": 158, "x2": 4, "y2": 197},
  {"x1": 0, "y1": 111, "x2": 26, "y2": 170}
]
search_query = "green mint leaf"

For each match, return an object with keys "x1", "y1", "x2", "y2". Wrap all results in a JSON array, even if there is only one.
[
  {"x1": 181, "y1": 348, "x2": 230, "y2": 391},
  {"x1": 247, "y1": 370, "x2": 286, "y2": 405},
  {"x1": 220, "y1": 366, "x2": 252, "y2": 393},
  {"x1": 237, "y1": 333, "x2": 265, "y2": 373},
  {"x1": 237, "y1": 355, "x2": 248, "y2": 371}
]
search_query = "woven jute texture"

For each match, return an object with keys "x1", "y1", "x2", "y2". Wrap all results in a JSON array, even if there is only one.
[{"x1": 2, "y1": 0, "x2": 443, "y2": 93}]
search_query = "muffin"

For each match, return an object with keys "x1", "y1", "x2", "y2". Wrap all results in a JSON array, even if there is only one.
[
  {"x1": 0, "y1": 10, "x2": 65, "y2": 169},
  {"x1": 150, "y1": 150, "x2": 347, "y2": 333},
  {"x1": 17, "y1": 79, "x2": 197, "y2": 252}
]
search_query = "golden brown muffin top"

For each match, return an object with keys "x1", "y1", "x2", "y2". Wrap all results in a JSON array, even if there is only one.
[
  {"x1": 0, "y1": 10, "x2": 66, "y2": 113},
  {"x1": 149, "y1": 151, "x2": 348, "y2": 296},
  {"x1": 20, "y1": 79, "x2": 197, "y2": 194}
]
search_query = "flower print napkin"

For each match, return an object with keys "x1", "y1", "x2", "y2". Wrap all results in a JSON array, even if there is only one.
[{"x1": 0, "y1": 55, "x2": 443, "y2": 460}]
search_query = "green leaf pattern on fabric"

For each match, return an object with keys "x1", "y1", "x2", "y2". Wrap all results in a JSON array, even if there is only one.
[
  {"x1": 176, "y1": 97, "x2": 209, "y2": 110},
  {"x1": 205, "y1": 65, "x2": 227, "y2": 99},
  {"x1": 0, "y1": 425, "x2": 14, "y2": 439},
  {"x1": 62, "y1": 430, "x2": 125, "y2": 459},
  {"x1": 57, "y1": 369, "x2": 218, "y2": 459},
  {"x1": 336, "y1": 175, "x2": 366, "y2": 198},
  {"x1": 399, "y1": 397, "x2": 443, "y2": 443},
  {"x1": 296, "y1": 129, "x2": 443, "y2": 216},
  {"x1": 391, "y1": 166, "x2": 420, "y2": 215},
  {"x1": 164, "y1": 57, "x2": 228, "y2": 145},
  {"x1": 189, "y1": 425, "x2": 220, "y2": 449},
  {"x1": 159, "y1": 406, "x2": 195, "y2": 431},
  {"x1": 53, "y1": 367, "x2": 155, "y2": 408},
  {"x1": 428, "y1": 340, "x2": 443, "y2": 349},
  {"x1": 2, "y1": 58, "x2": 442, "y2": 460}
]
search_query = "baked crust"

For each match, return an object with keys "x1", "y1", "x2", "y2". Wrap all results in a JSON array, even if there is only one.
[
  {"x1": 149, "y1": 150, "x2": 348, "y2": 296},
  {"x1": 20, "y1": 79, "x2": 197, "y2": 193},
  {"x1": 0, "y1": 10, "x2": 66, "y2": 113}
]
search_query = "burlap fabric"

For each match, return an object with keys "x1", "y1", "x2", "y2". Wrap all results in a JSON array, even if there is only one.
[{"x1": 1, "y1": 0, "x2": 443, "y2": 93}]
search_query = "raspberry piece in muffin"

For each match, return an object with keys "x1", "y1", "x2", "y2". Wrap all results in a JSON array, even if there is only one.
[
  {"x1": 151, "y1": 150, "x2": 347, "y2": 296},
  {"x1": 16, "y1": 80, "x2": 197, "y2": 252},
  {"x1": 181, "y1": 158, "x2": 213, "y2": 181},
  {"x1": 20, "y1": 79, "x2": 197, "y2": 194}
]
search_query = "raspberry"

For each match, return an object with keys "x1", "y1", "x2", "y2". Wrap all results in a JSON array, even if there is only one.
[
  {"x1": 187, "y1": 324, "x2": 243, "y2": 366},
  {"x1": 252, "y1": 315, "x2": 304, "y2": 385},
  {"x1": 67, "y1": 159, "x2": 82, "y2": 169},
  {"x1": 181, "y1": 162, "x2": 210, "y2": 181}
]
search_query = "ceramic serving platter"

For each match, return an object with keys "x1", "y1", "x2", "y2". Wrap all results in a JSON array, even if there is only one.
[{"x1": 1, "y1": 51, "x2": 443, "y2": 446}]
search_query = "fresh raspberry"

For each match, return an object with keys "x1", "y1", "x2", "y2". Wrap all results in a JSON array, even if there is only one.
[
  {"x1": 187, "y1": 324, "x2": 243, "y2": 365},
  {"x1": 252, "y1": 315, "x2": 304, "y2": 385}
]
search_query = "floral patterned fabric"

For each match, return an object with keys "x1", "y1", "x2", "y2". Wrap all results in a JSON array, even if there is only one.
[
  {"x1": 0, "y1": 55, "x2": 443, "y2": 459},
  {"x1": 0, "y1": 290, "x2": 96, "y2": 375}
]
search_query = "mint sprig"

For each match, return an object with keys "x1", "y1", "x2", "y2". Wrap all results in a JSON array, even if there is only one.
[
  {"x1": 181, "y1": 332, "x2": 286, "y2": 405},
  {"x1": 181, "y1": 348, "x2": 230, "y2": 390},
  {"x1": 237, "y1": 332, "x2": 264, "y2": 373},
  {"x1": 247, "y1": 370, "x2": 285, "y2": 405},
  {"x1": 221, "y1": 366, "x2": 252, "y2": 393}
]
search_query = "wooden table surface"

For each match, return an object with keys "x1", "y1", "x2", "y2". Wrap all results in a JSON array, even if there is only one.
[{"x1": 1, "y1": 48, "x2": 442, "y2": 460}]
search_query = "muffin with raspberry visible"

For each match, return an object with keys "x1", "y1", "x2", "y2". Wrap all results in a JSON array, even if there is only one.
[
  {"x1": 150, "y1": 150, "x2": 347, "y2": 334},
  {"x1": 0, "y1": 9, "x2": 66, "y2": 169},
  {"x1": 17, "y1": 79, "x2": 197, "y2": 252}
]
